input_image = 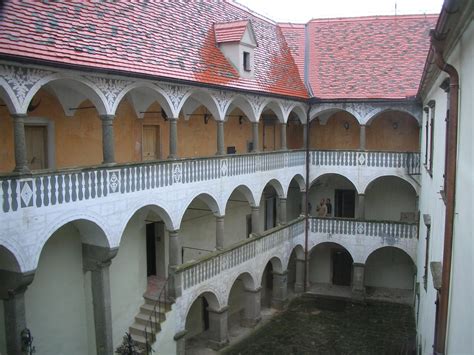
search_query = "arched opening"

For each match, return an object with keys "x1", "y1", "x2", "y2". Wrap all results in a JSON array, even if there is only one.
[
  {"x1": 224, "y1": 107, "x2": 253, "y2": 154},
  {"x1": 179, "y1": 104, "x2": 217, "y2": 158},
  {"x1": 259, "y1": 180, "x2": 284, "y2": 231},
  {"x1": 287, "y1": 175, "x2": 305, "y2": 221},
  {"x1": 309, "y1": 174, "x2": 357, "y2": 218},
  {"x1": 365, "y1": 176, "x2": 417, "y2": 222},
  {"x1": 260, "y1": 257, "x2": 284, "y2": 311},
  {"x1": 227, "y1": 273, "x2": 259, "y2": 337},
  {"x1": 308, "y1": 242, "x2": 354, "y2": 296},
  {"x1": 260, "y1": 109, "x2": 282, "y2": 151},
  {"x1": 0, "y1": 96, "x2": 15, "y2": 172},
  {"x1": 224, "y1": 187, "x2": 254, "y2": 246},
  {"x1": 180, "y1": 194, "x2": 220, "y2": 261},
  {"x1": 287, "y1": 245, "x2": 305, "y2": 294},
  {"x1": 184, "y1": 291, "x2": 222, "y2": 352},
  {"x1": 366, "y1": 111, "x2": 420, "y2": 152},
  {"x1": 23, "y1": 219, "x2": 109, "y2": 354},
  {"x1": 365, "y1": 247, "x2": 416, "y2": 303},
  {"x1": 310, "y1": 111, "x2": 360, "y2": 150}
]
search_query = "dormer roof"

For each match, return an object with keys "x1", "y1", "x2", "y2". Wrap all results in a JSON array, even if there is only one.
[{"x1": 214, "y1": 20, "x2": 258, "y2": 47}]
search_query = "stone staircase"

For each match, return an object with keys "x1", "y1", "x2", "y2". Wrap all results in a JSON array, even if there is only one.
[{"x1": 129, "y1": 277, "x2": 172, "y2": 351}]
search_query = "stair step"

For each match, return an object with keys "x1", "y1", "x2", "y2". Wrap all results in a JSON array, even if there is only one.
[
  {"x1": 135, "y1": 312, "x2": 164, "y2": 328},
  {"x1": 130, "y1": 322, "x2": 158, "y2": 339},
  {"x1": 144, "y1": 296, "x2": 173, "y2": 311},
  {"x1": 140, "y1": 303, "x2": 168, "y2": 317},
  {"x1": 128, "y1": 333, "x2": 151, "y2": 353}
]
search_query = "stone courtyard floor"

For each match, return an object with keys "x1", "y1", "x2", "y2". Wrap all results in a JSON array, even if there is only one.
[{"x1": 222, "y1": 294, "x2": 416, "y2": 355}]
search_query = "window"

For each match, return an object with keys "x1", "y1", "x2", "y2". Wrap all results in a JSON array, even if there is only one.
[
  {"x1": 243, "y1": 51, "x2": 251, "y2": 72},
  {"x1": 423, "y1": 106, "x2": 429, "y2": 165}
]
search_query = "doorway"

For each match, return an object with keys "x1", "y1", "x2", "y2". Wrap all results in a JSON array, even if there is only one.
[
  {"x1": 263, "y1": 118, "x2": 276, "y2": 151},
  {"x1": 332, "y1": 249, "x2": 352, "y2": 286},
  {"x1": 265, "y1": 195, "x2": 277, "y2": 230},
  {"x1": 25, "y1": 125, "x2": 47, "y2": 170},
  {"x1": 202, "y1": 297, "x2": 210, "y2": 331},
  {"x1": 142, "y1": 125, "x2": 160, "y2": 161},
  {"x1": 146, "y1": 223, "x2": 157, "y2": 277},
  {"x1": 335, "y1": 189, "x2": 355, "y2": 218}
]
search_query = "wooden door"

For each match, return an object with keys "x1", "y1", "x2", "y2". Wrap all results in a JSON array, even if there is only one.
[
  {"x1": 142, "y1": 125, "x2": 160, "y2": 161},
  {"x1": 25, "y1": 125, "x2": 47, "y2": 170}
]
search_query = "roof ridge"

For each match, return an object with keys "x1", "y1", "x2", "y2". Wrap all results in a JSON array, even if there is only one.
[
  {"x1": 226, "y1": 0, "x2": 277, "y2": 25},
  {"x1": 307, "y1": 13, "x2": 439, "y2": 23}
]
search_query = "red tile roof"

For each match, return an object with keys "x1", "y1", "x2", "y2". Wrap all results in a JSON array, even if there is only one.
[
  {"x1": 278, "y1": 23, "x2": 306, "y2": 84},
  {"x1": 307, "y1": 15, "x2": 438, "y2": 100},
  {"x1": 214, "y1": 20, "x2": 250, "y2": 44},
  {"x1": 0, "y1": 1, "x2": 308, "y2": 99}
]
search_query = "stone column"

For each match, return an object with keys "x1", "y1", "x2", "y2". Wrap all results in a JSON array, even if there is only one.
[
  {"x1": 301, "y1": 190, "x2": 307, "y2": 216},
  {"x1": 352, "y1": 263, "x2": 366, "y2": 300},
  {"x1": 0, "y1": 270, "x2": 35, "y2": 355},
  {"x1": 280, "y1": 122, "x2": 287, "y2": 150},
  {"x1": 279, "y1": 198, "x2": 287, "y2": 225},
  {"x1": 99, "y1": 115, "x2": 115, "y2": 165},
  {"x1": 12, "y1": 114, "x2": 29, "y2": 173},
  {"x1": 216, "y1": 120, "x2": 225, "y2": 155},
  {"x1": 83, "y1": 244, "x2": 118, "y2": 355},
  {"x1": 251, "y1": 206, "x2": 261, "y2": 235},
  {"x1": 271, "y1": 271, "x2": 288, "y2": 310},
  {"x1": 174, "y1": 330, "x2": 187, "y2": 355},
  {"x1": 251, "y1": 122, "x2": 259, "y2": 152},
  {"x1": 302, "y1": 123, "x2": 308, "y2": 148},
  {"x1": 207, "y1": 306, "x2": 229, "y2": 350},
  {"x1": 359, "y1": 125, "x2": 366, "y2": 150},
  {"x1": 357, "y1": 194, "x2": 365, "y2": 219},
  {"x1": 294, "y1": 258, "x2": 305, "y2": 293},
  {"x1": 242, "y1": 287, "x2": 261, "y2": 327},
  {"x1": 168, "y1": 117, "x2": 178, "y2": 159},
  {"x1": 216, "y1": 216, "x2": 225, "y2": 250},
  {"x1": 168, "y1": 230, "x2": 181, "y2": 299}
]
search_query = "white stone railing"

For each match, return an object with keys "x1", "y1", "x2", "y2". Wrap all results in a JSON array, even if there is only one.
[
  {"x1": 310, "y1": 217, "x2": 417, "y2": 239},
  {"x1": 175, "y1": 218, "x2": 305, "y2": 291},
  {"x1": 311, "y1": 150, "x2": 420, "y2": 173},
  {"x1": 0, "y1": 150, "x2": 305, "y2": 214}
]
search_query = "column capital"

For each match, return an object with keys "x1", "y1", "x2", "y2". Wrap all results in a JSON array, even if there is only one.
[
  {"x1": 82, "y1": 244, "x2": 118, "y2": 272},
  {"x1": 11, "y1": 113, "x2": 28, "y2": 120},
  {"x1": 168, "y1": 229, "x2": 180, "y2": 237},
  {"x1": 251, "y1": 205, "x2": 260, "y2": 211},
  {"x1": 99, "y1": 114, "x2": 115, "y2": 122},
  {"x1": 216, "y1": 215, "x2": 225, "y2": 221},
  {"x1": 207, "y1": 305, "x2": 229, "y2": 314},
  {"x1": 244, "y1": 286, "x2": 262, "y2": 294},
  {"x1": 353, "y1": 262, "x2": 365, "y2": 268},
  {"x1": 272, "y1": 270, "x2": 288, "y2": 277},
  {"x1": 0, "y1": 270, "x2": 35, "y2": 300}
]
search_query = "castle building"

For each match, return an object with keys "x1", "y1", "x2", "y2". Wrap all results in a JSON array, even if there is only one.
[{"x1": 0, "y1": 0, "x2": 471, "y2": 354}]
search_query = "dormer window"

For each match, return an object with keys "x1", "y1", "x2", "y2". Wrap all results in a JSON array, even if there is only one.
[
  {"x1": 214, "y1": 20, "x2": 258, "y2": 78},
  {"x1": 243, "y1": 51, "x2": 251, "y2": 71}
]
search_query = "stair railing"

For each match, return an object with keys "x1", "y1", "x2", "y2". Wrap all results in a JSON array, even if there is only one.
[{"x1": 143, "y1": 277, "x2": 170, "y2": 354}]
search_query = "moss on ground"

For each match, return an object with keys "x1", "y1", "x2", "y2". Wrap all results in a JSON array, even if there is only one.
[{"x1": 223, "y1": 295, "x2": 416, "y2": 355}]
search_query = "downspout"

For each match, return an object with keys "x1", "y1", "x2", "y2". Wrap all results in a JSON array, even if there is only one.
[
  {"x1": 303, "y1": 105, "x2": 311, "y2": 292},
  {"x1": 430, "y1": 28, "x2": 459, "y2": 355}
]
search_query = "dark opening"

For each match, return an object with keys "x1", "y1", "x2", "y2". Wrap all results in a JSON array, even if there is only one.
[
  {"x1": 243, "y1": 51, "x2": 251, "y2": 71},
  {"x1": 265, "y1": 195, "x2": 277, "y2": 230},
  {"x1": 146, "y1": 223, "x2": 157, "y2": 277},
  {"x1": 332, "y1": 249, "x2": 353, "y2": 286},
  {"x1": 202, "y1": 297, "x2": 210, "y2": 330},
  {"x1": 262, "y1": 262, "x2": 274, "y2": 308},
  {"x1": 335, "y1": 189, "x2": 355, "y2": 218}
]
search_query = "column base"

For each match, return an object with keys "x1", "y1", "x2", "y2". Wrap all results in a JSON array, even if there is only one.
[
  {"x1": 241, "y1": 316, "x2": 261, "y2": 328},
  {"x1": 271, "y1": 298, "x2": 288, "y2": 310},
  {"x1": 294, "y1": 282, "x2": 305, "y2": 294},
  {"x1": 352, "y1": 288, "x2": 366, "y2": 301},
  {"x1": 207, "y1": 338, "x2": 229, "y2": 350},
  {"x1": 174, "y1": 330, "x2": 187, "y2": 355}
]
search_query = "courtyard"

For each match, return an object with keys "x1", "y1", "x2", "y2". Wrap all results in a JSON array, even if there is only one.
[{"x1": 223, "y1": 295, "x2": 416, "y2": 355}]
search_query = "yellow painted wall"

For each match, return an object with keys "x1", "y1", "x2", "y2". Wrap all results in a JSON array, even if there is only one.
[
  {"x1": 366, "y1": 111, "x2": 420, "y2": 152},
  {"x1": 287, "y1": 122, "x2": 304, "y2": 149},
  {"x1": 0, "y1": 101, "x2": 14, "y2": 172},
  {"x1": 310, "y1": 112, "x2": 360, "y2": 150}
]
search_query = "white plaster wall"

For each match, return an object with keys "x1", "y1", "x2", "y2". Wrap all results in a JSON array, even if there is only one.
[
  {"x1": 227, "y1": 279, "x2": 245, "y2": 326},
  {"x1": 110, "y1": 216, "x2": 147, "y2": 348},
  {"x1": 154, "y1": 304, "x2": 177, "y2": 355},
  {"x1": 25, "y1": 224, "x2": 92, "y2": 355},
  {"x1": 224, "y1": 191, "x2": 252, "y2": 246},
  {"x1": 446, "y1": 19, "x2": 474, "y2": 355},
  {"x1": 365, "y1": 176, "x2": 417, "y2": 221},
  {"x1": 185, "y1": 297, "x2": 204, "y2": 338},
  {"x1": 365, "y1": 247, "x2": 415, "y2": 289},
  {"x1": 309, "y1": 244, "x2": 332, "y2": 283}
]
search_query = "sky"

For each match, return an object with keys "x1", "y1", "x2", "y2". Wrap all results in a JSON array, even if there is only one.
[{"x1": 235, "y1": 0, "x2": 444, "y2": 23}]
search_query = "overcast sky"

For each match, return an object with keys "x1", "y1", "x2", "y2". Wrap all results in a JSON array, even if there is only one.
[{"x1": 235, "y1": 0, "x2": 443, "y2": 23}]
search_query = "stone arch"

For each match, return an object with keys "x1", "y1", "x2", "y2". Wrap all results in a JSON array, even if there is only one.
[
  {"x1": 262, "y1": 100, "x2": 285, "y2": 123},
  {"x1": 111, "y1": 81, "x2": 175, "y2": 118},
  {"x1": 309, "y1": 106, "x2": 363, "y2": 125},
  {"x1": 224, "y1": 184, "x2": 257, "y2": 210},
  {"x1": 310, "y1": 172, "x2": 360, "y2": 194},
  {"x1": 0, "y1": 245, "x2": 22, "y2": 273},
  {"x1": 309, "y1": 241, "x2": 354, "y2": 260},
  {"x1": 225, "y1": 94, "x2": 268, "y2": 123},
  {"x1": 363, "y1": 174, "x2": 419, "y2": 197},
  {"x1": 181, "y1": 88, "x2": 223, "y2": 122},
  {"x1": 364, "y1": 245, "x2": 416, "y2": 268},
  {"x1": 257, "y1": 178, "x2": 286, "y2": 203},
  {"x1": 32, "y1": 217, "x2": 111, "y2": 271},
  {"x1": 226, "y1": 272, "x2": 257, "y2": 303},
  {"x1": 289, "y1": 103, "x2": 307, "y2": 124},
  {"x1": 364, "y1": 108, "x2": 421, "y2": 127},
  {"x1": 259, "y1": 256, "x2": 284, "y2": 284},
  {"x1": 184, "y1": 289, "x2": 223, "y2": 329},
  {"x1": 288, "y1": 174, "x2": 306, "y2": 193},
  {"x1": 287, "y1": 245, "x2": 305, "y2": 268}
]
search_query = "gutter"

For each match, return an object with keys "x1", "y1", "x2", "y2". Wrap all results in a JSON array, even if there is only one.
[{"x1": 429, "y1": 0, "x2": 461, "y2": 352}]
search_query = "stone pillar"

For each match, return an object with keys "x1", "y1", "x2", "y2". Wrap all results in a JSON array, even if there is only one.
[
  {"x1": 216, "y1": 216, "x2": 225, "y2": 250},
  {"x1": 352, "y1": 263, "x2": 366, "y2": 300},
  {"x1": 279, "y1": 198, "x2": 287, "y2": 225},
  {"x1": 100, "y1": 115, "x2": 115, "y2": 165},
  {"x1": 271, "y1": 271, "x2": 288, "y2": 310},
  {"x1": 0, "y1": 270, "x2": 35, "y2": 355},
  {"x1": 83, "y1": 244, "x2": 118, "y2": 355},
  {"x1": 357, "y1": 194, "x2": 365, "y2": 219},
  {"x1": 251, "y1": 206, "x2": 261, "y2": 235},
  {"x1": 294, "y1": 258, "x2": 305, "y2": 293},
  {"x1": 168, "y1": 230, "x2": 181, "y2": 299},
  {"x1": 207, "y1": 306, "x2": 229, "y2": 350},
  {"x1": 280, "y1": 122, "x2": 287, "y2": 150},
  {"x1": 301, "y1": 190, "x2": 307, "y2": 216},
  {"x1": 359, "y1": 124, "x2": 366, "y2": 150},
  {"x1": 216, "y1": 120, "x2": 225, "y2": 155},
  {"x1": 168, "y1": 117, "x2": 178, "y2": 159},
  {"x1": 174, "y1": 330, "x2": 187, "y2": 355},
  {"x1": 242, "y1": 287, "x2": 261, "y2": 327},
  {"x1": 251, "y1": 122, "x2": 259, "y2": 152},
  {"x1": 302, "y1": 123, "x2": 308, "y2": 148},
  {"x1": 12, "y1": 114, "x2": 29, "y2": 173}
]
